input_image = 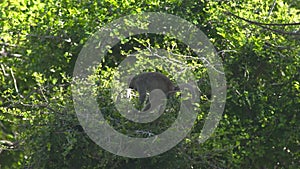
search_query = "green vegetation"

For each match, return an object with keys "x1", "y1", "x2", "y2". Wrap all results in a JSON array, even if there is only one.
[{"x1": 0, "y1": 0, "x2": 299, "y2": 168}]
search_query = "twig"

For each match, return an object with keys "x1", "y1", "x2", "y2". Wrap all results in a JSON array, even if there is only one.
[
  {"x1": 39, "y1": 85, "x2": 49, "y2": 103},
  {"x1": 1, "y1": 64, "x2": 9, "y2": 76},
  {"x1": 224, "y1": 11, "x2": 300, "y2": 36},
  {"x1": 10, "y1": 68, "x2": 19, "y2": 93},
  {"x1": 268, "y1": 0, "x2": 277, "y2": 17},
  {"x1": 224, "y1": 11, "x2": 300, "y2": 26},
  {"x1": 217, "y1": 50, "x2": 237, "y2": 54}
]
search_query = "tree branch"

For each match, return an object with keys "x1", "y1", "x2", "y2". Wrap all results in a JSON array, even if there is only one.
[{"x1": 224, "y1": 11, "x2": 300, "y2": 36}]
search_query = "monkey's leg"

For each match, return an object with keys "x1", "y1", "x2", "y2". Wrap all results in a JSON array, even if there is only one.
[
  {"x1": 142, "y1": 98, "x2": 151, "y2": 111},
  {"x1": 137, "y1": 87, "x2": 147, "y2": 110}
]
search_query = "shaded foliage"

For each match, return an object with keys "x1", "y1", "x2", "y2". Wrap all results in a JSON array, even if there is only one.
[{"x1": 0, "y1": 0, "x2": 299, "y2": 168}]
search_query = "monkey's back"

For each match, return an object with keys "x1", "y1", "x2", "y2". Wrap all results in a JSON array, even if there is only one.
[{"x1": 129, "y1": 72, "x2": 175, "y2": 93}]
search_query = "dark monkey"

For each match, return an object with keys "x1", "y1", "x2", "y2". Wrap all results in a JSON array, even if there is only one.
[{"x1": 128, "y1": 72, "x2": 179, "y2": 110}]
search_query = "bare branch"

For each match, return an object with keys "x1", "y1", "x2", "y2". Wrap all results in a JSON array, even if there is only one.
[
  {"x1": 268, "y1": 0, "x2": 277, "y2": 17},
  {"x1": 10, "y1": 68, "x2": 19, "y2": 93},
  {"x1": 224, "y1": 11, "x2": 300, "y2": 36},
  {"x1": 0, "y1": 64, "x2": 9, "y2": 76}
]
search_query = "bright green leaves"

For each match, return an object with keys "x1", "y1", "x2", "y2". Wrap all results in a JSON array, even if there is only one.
[{"x1": 0, "y1": 0, "x2": 299, "y2": 168}]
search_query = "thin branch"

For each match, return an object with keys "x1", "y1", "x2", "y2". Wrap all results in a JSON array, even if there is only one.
[
  {"x1": 10, "y1": 68, "x2": 19, "y2": 93},
  {"x1": 256, "y1": 24, "x2": 300, "y2": 36},
  {"x1": 217, "y1": 50, "x2": 238, "y2": 54},
  {"x1": 150, "y1": 47, "x2": 226, "y2": 75},
  {"x1": 39, "y1": 85, "x2": 49, "y2": 103},
  {"x1": 168, "y1": 52, "x2": 226, "y2": 75},
  {"x1": 224, "y1": 11, "x2": 300, "y2": 26},
  {"x1": 1, "y1": 64, "x2": 9, "y2": 76},
  {"x1": 268, "y1": 0, "x2": 277, "y2": 17},
  {"x1": 264, "y1": 42, "x2": 293, "y2": 50},
  {"x1": 224, "y1": 11, "x2": 300, "y2": 36}
]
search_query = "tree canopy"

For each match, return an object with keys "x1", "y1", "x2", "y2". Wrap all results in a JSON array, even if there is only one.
[{"x1": 0, "y1": 0, "x2": 299, "y2": 168}]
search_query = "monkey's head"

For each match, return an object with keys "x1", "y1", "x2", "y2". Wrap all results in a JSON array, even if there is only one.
[{"x1": 128, "y1": 75, "x2": 137, "y2": 90}]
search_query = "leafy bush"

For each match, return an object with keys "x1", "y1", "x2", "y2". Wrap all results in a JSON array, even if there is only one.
[{"x1": 0, "y1": 0, "x2": 299, "y2": 168}]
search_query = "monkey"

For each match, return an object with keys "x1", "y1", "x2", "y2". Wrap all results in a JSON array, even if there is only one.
[{"x1": 128, "y1": 72, "x2": 179, "y2": 111}]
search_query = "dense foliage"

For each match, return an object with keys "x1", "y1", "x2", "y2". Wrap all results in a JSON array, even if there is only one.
[{"x1": 0, "y1": 0, "x2": 299, "y2": 168}]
